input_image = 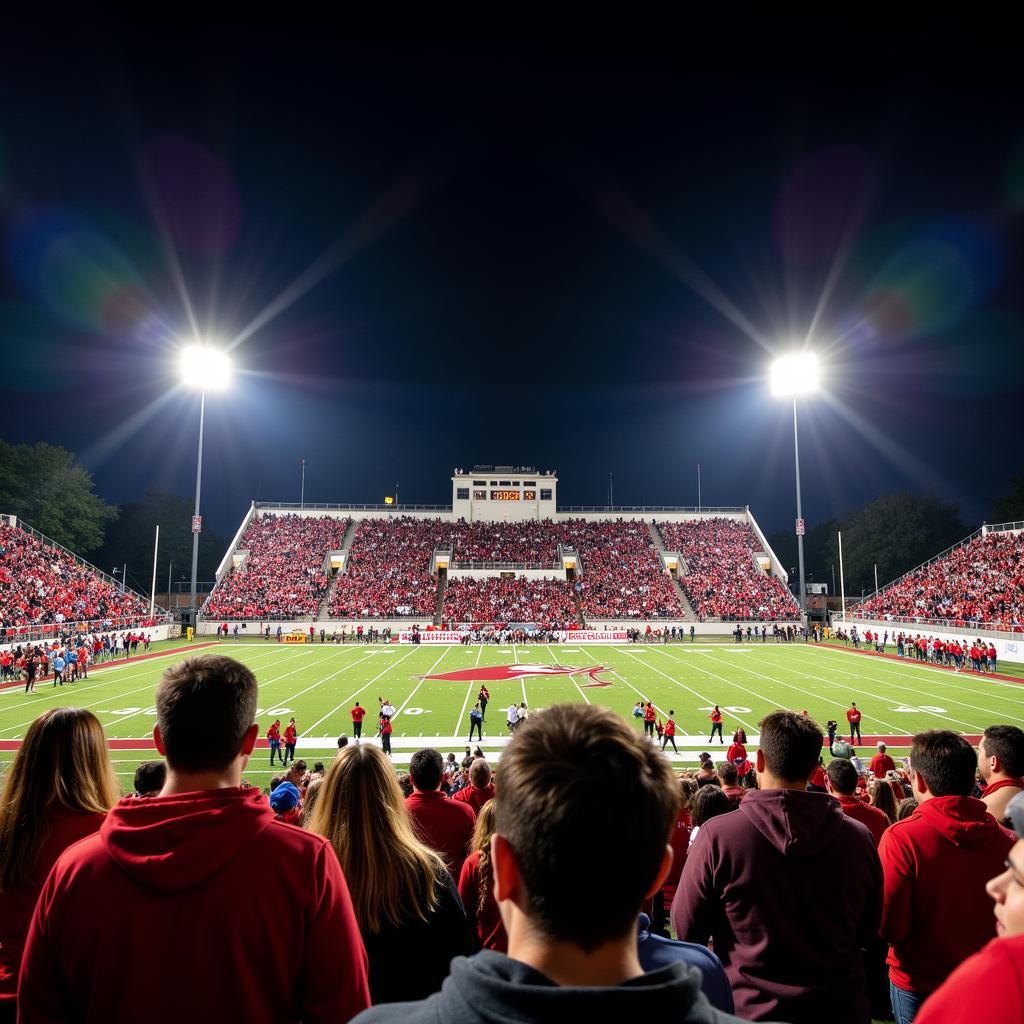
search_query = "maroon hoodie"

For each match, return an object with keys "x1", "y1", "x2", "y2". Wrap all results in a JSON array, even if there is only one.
[
  {"x1": 672, "y1": 788, "x2": 882, "y2": 1023},
  {"x1": 18, "y1": 787, "x2": 370, "y2": 1024},
  {"x1": 879, "y1": 795, "x2": 1014, "y2": 996}
]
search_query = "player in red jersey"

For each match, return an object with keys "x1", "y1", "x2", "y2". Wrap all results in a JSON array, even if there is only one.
[{"x1": 351, "y1": 702, "x2": 366, "y2": 741}]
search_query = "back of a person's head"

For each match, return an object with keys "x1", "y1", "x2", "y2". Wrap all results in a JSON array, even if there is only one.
[
  {"x1": 469, "y1": 758, "x2": 492, "y2": 789},
  {"x1": 337, "y1": 735, "x2": 349, "y2": 749},
  {"x1": 494, "y1": 703, "x2": 677, "y2": 951},
  {"x1": 691, "y1": 785, "x2": 733, "y2": 827},
  {"x1": 409, "y1": 748, "x2": 444, "y2": 791},
  {"x1": 719, "y1": 763, "x2": 738, "y2": 786},
  {"x1": 826, "y1": 757, "x2": 858, "y2": 796},
  {"x1": 759, "y1": 710, "x2": 823, "y2": 782},
  {"x1": 0, "y1": 707, "x2": 119, "y2": 891},
  {"x1": 983, "y1": 725, "x2": 1024, "y2": 776},
  {"x1": 308, "y1": 743, "x2": 443, "y2": 933},
  {"x1": 910, "y1": 730, "x2": 978, "y2": 797},
  {"x1": 155, "y1": 655, "x2": 257, "y2": 773},
  {"x1": 133, "y1": 760, "x2": 167, "y2": 797}
]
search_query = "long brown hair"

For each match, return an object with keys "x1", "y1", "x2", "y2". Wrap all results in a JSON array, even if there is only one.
[
  {"x1": 0, "y1": 707, "x2": 119, "y2": 891},
  {"x1": 869, "y1": 779, "x2": 899, "y2": 823},
  {"x1": 307, "y1": 743, "x2": 446, "y2": 933},
  {"x1": 469, "y1": 799, "x2": 496, "y2": 913}
]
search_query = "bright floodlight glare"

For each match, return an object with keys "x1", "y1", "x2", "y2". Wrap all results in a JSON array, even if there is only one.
[
  {"x1": 180, "y1": 345, "x2": 231, "y2": 390},
  {"x1": 770, "y1": 352, "x2": 820, "y2": 397}
]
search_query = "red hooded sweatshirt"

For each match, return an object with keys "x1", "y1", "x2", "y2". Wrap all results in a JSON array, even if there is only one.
[
  {"x1": 672, "y1": 788, "x2": 882, "y2": 1022},
  {"x1": 18, "y1": 787, "x2": 370, "y2": 1024},
  {"x1": 879, "y1": 795, "x2": 1014, "y2": 996},
  {"x1": 915, "y1": 933, "x2": 1024, "y2": 1023}
]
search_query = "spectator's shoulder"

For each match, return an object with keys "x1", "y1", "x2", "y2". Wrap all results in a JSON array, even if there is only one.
[{"x1": 352, "y1": 993, "x2": 443, "y2": 1024}]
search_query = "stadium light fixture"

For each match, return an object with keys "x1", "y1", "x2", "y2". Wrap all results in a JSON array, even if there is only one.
[
  {"x1": 770, "y1": 350, "x2": 821, "y2": 628},
  {"x1": 180, "y1": 344, "x2": 231, "y2": 391},
  {"x1": 178, "y1": 343, "x2": 231, "y2": 628},
  {"x1": 770, "y1": 351, "x2": 819, "y2": 397}
]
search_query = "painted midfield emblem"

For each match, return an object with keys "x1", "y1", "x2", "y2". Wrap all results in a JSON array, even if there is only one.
[{"x1": 419, "y1": 664, "x2": 613, "y2": 687}]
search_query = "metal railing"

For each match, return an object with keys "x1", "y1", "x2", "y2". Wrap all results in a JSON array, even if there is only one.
[
  {"x1": 254, "y1": 502, "x2": 450, "y2": 512},
  {"x1": 844, "y1": 610, "x2": 1023, "y2": 636},
  {"x1": 2, "y1": 613, "x2": 173, "y2": 645},
  {"x1": 449, "y1": 561, "x2": 562, "y2": 570},
  {"x1": 556, "y1": 506, "x2": 745, "y2": 514}
]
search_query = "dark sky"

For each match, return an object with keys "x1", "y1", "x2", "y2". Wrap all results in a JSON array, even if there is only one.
[{"x1": 1, "y1": 27, "x2": 1022, "y2": 538}]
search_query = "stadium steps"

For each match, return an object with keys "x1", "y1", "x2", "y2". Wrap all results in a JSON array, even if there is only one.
[
  {"x1": 648, "y1": 523, "x2": 696, "y2": 620},
  {"x1": 315, "y1": 519, "x2": 360, "y2": 620},
  {"x1": 433, "y1": 574, "x2": 447, "y2": 626}
]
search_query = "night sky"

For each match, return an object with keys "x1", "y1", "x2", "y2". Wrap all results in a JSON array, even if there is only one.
[{"x1": 1, "y1": 28, "x2": 1022, "y2": 538}]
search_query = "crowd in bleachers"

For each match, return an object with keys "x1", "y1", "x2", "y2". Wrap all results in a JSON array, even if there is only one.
[
  {"x1": 4, "y1": 654, "x2": 1024, "y2": 1023},
  {"x1": 0, "y1": 522, "x2": 148, "y2": 631},
  {"x1": 330, "y1": 517, "x2": 447, "y2": 618},
  {"x1": 556, "y1": 519, "x2": 682, "y2": 618},
  {"x1": 448, "y1": 520, "x2": 558, "y2": 564},
  {"x1": 203, "y1": 514, "x2": 348, "y2": 619},
  {"x1": 441, "y1": 576, "x2": 577, "y2": 627},
  {"x1": 658, "y1": 517, "x2": 800, "y2": 621},
  {"x1": 855, "y1": 530, "x2": 1024, "y2": 628}
]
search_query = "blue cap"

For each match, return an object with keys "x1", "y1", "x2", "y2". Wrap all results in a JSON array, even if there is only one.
[{"x1": 269, "y1": 781, "x2": 301, "y2": 813}]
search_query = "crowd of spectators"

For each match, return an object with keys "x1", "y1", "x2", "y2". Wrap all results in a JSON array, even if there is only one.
[
  {"x1": 4, "y1": 653, "x2": 1024, "y2": 1022},
  {"x1": 855, "y1": 530, "x2": 1024, "y2": 628},
  {"x1": 658, "y1": 517, "x2": 800, "y2": 620},
  {"x1": 0, "y1": 522, "x2": 148, "y2": 631},
  {"x1": 448, "y1": 520, "x2": 558, "y2": 564},
  {"x1": 330, "y1": 517, "x2": 450, "y2": 618},
  {"x1": 441, "y1": 576, "x2": 578, "y2": 627},
  {"x1": 555, "y1": 519, "x2": 682, "y2": 618},
  {"x1": 204, "y1": 514, "x2": 349, "y2": 619}
]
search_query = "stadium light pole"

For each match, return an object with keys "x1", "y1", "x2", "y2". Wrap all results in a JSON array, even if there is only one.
[
  {"x1": 770, "y1": 351, "x2": 820, "y2": 626},
  {"x1": 179, "y1": 345, "x2": 231, "y2": 629}
]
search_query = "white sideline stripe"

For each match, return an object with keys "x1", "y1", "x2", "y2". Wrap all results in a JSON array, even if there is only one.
[{"x1": 296, "y1": 734, "x2": 766, "y2": 749}]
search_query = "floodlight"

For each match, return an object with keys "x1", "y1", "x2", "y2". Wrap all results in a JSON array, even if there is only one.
[
  {"x1": 770, "y1": 352, "x2": 820, "y2": 397},
  {"x1": 180, "y1": 345, "x2": 231, "y2": 390}
]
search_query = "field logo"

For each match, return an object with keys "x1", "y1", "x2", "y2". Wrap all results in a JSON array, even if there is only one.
[{"x1": 420, "y1": 664, "x2": 613, "y2": 687}]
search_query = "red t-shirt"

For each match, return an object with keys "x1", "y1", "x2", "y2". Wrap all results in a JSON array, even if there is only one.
[
  {"x1": 351, "y1": 706, "x2": 366, "y2": 723},
  {"x1": 710, "y1": 710, "x2": 722, "y2": 724},
  {"x1": 405, "y1": 790, "x2": 476, "y2": 877},
  {"x1": 643, "y1": 705, "x2": 656, "y2": 723},
  {"x1": 870, "y1": 753, "x2": 896, "y2": 779},
  {"x1": 284, "y1": 726, "x2": 297, "y2": 745},
  {"x1": 847, "y1": 708, "x2": 862, "y2": 724},
  {"x1": 452, "y1": 783, "x2": 496, "y2": 816},
  {"x1": 665, "y1": 719, "x2": 676, "y2": 737},
  {"x1": 835, "y1": 794, "x2": 891, "y2": 847},
  {"x1": 726, "y1": 743, "x2": 747, "y2": 763}
]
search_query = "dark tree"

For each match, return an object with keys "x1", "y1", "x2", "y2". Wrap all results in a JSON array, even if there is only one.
[{"x1": 0, "y1": 441, "x2": 117, "y2": 554}]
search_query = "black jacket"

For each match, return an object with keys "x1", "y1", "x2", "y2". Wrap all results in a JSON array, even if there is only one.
[{"x1": 352, "y1": 950, "x2": 754, "y2": 1023}]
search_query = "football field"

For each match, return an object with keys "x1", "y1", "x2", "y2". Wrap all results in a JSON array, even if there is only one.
[{"x1": 2, "y1": 638, "x2": 1023, "y2": 788}]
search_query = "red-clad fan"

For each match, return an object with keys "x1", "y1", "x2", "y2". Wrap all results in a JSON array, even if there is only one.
[
  {"x1": 827, "y1": 758, "x2": 891, "y2": 847},
  {"x1": 451, "y1": 759, "x2": 495, "y2": 815},
  {"x1": 726, "y1": 729, "x2": 747, "y2": 764},
  {"x1": 847, "y1": 702, "x2": 863, "y2": 745},
  {"x1": 870, "y1": 742, "x2": 896, "y2": 780},
  {"x1": 17, "y1": 654, "x2": 370, "y2": 1024},
  {"x1": 880, "y1": 731, "x2": 1015, "y2": 1015},
  {"x1": 351, "y1": 702, "x2": 367, "y2": 741},
  {"x1": 457, "y1": 800, "x2": 508, "y2": 953},
  {"x1": 405, "y1": 749, "x2": 476, "y2": 878}
]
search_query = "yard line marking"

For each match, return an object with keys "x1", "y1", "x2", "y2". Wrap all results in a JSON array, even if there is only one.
[
  {"x1": 453, "y1": 645, "x2": 484, "y2": 736},
  {"x1": 94, "y1": 649, "x2": 360, "y2": 732},
  {"x1": 805, "y1": 648, "x2": 1024, "y2": 718},
  {"x1": 393, "y1": 648, "x2": 452, "y2": 721},
  {"x1": 697, "y1": 648, "x2": 984, "y2": 733},
  {"x1": 616, "y1": 648, "x2": 760, "y2": 734},
  {"x1": 301, "y1": 647, "x2": 420, "y2": 736},
  {"x1": 792, "y1": 653, "x2": 1024, "y2": 725},
  {"x1": 545, "y1": 645, "x2": 591, "y2": 706}
]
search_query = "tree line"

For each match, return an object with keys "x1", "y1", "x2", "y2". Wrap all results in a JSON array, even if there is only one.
[
  {"x1": 0, "y1": 441, "x2": 229, "y2": 594},
  {"x1": 767, "y1": 473, "x2": 1024, "y2": 598}
]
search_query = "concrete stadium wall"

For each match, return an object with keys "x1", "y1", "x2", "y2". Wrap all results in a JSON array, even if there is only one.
[{"x1": 2, "y1": 622, "x2": 180, "y2": 655}]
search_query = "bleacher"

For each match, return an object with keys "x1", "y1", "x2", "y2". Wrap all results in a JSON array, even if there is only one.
[{"x1": 852, "y1": 526, "x2": 1024, "y2": 629}]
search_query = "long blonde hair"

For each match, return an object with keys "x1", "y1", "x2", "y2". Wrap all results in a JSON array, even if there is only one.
[
  {"x1": 307, "y1": 743, "x2": 446, "y2": 933},
  {"x1": 469, "y1": 799, "x2": 496, "y2": 914},
  {"x1": 0, "y1": 707, "x2": 119, "y2": 892}
]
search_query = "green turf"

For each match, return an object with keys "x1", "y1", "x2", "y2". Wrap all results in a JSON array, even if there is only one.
[{"x1": 2, "y1": 638, "x2": 1021, "y2": 790}]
